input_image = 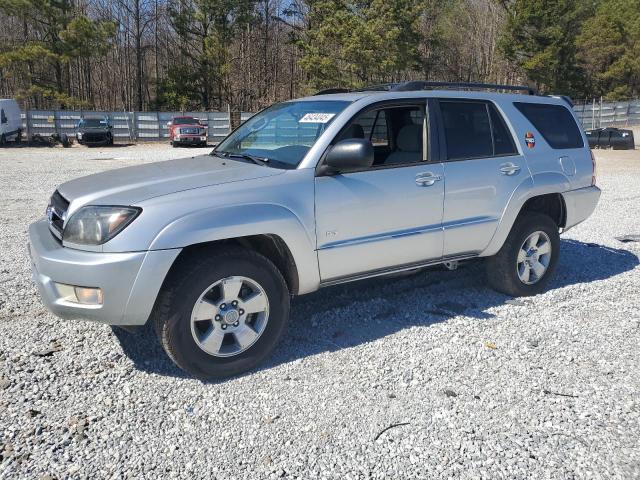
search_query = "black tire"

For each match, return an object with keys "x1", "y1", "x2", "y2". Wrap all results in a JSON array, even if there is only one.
[
  {"x1": 0, "y1": 134, "x2": 5, "y2": 146},
  {"x1": 154, "y1": 247, "x2": 290, "y2": 380},
  {"x1": 486, "y1": 213, "x2": 560, "y2": 297},
  {"x1": 172, "y1": 141, "x2": 178, "y2": 148},
  {"x1": 60, "y1": 133, "x2": 70, "y2": 148},
  {"x1": 15, "y1": 129, "x2": 22, "y2": 143}
]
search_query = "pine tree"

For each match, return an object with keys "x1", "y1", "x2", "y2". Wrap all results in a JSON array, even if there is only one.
[{"x1": 499, "y1": 0, "x2": 598, "y2": 96}]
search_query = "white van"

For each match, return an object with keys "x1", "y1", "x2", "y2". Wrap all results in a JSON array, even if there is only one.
[{"x1": 0, "y1": 99, "x2": 22, "y2": 145}]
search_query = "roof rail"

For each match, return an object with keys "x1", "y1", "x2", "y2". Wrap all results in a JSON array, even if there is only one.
[
  {"x1": 313, "y1": 88, "x2": 351, "y2": 95},
  {"x1": 357, "y1": 81, "x2": 537, "y2": 95}
]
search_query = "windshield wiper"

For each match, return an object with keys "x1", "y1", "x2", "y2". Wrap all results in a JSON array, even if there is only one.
[{"x1": 214, "y1": 151, "x2": 269, "y2": 166}]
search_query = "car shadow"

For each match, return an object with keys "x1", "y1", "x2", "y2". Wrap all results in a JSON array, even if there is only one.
[{"x1": 110, "y1": 239, "x2": 639, "y2": 380}]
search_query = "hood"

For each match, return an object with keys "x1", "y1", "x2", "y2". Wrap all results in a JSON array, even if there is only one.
[
  {"x1": 58, "y1": 155, "x2": 284, "y2": 208},
  {"x1": 78, "y1": 126, "x2": 110, "y2": 132}
]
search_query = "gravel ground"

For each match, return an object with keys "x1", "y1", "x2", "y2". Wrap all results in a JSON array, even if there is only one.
[{"x1": 0, "y1": 144, "x2": 639, "y2": 479}]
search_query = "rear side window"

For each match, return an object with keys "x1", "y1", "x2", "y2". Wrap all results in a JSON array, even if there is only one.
[
  {"x1": 439, "y1": 101, "x2": 517, "y2": 160},
  {"x1": 1, "y1": 109, "x2": 6, "y2": 124},
  {"x1": 514, "y1": 102, "x2": 583, "y2": 149}
]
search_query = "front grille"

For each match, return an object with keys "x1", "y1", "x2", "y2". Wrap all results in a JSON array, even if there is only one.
[
  {"x1": 83, "y1": 132, "x2": 107, "y2": 142},
  {"x1": 180, "y1": 127, "x2": 200, "y2": 135},
  {"x1": 49, "y1": 190, "x2": 69, "y2": 236}
]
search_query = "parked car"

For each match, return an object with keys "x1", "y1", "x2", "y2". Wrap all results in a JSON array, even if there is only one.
[
  {"x1": 168, "y1": 116, "x2": 207, "y2": 147},
  {"x1": 28, "y1": 81, "x2": 601, "y2": 379},
  {"x1": 585, "y1": 127, "x2": 635, "y2": 150},
  {"x1": 76, "y1": 117, "x2": 114, "y2": 146},
  {"x1": 0, "y1": 99, "x2": 22, "y2": 146}
]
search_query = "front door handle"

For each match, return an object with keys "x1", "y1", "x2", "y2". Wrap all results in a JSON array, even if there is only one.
[
  {"x1": 499, "y1": 162, "x2": 521, "y2": 176},
  {"x1": 415, "y1": 172, "x2": 442, "y2": 186}
]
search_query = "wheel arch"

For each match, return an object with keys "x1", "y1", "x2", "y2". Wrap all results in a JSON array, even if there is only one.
[
  {"x1": 148, "y1": 203, "x2": 319, "y2": 295},
  {"x1": 481, "y1": 172, "x2": 571, "y2": 257}
]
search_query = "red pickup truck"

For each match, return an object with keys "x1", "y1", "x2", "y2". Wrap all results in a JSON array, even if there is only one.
[{"x1": 168, "y1": 116, "x2": 208, "y2": 147}]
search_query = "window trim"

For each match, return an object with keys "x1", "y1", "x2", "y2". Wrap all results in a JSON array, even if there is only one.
[
  {"x1": 434, "y1": 98, "x2": 520, "y2": 162},
  {"x1": 316, "y1": 99, "x2": 432, "y2": 176}
]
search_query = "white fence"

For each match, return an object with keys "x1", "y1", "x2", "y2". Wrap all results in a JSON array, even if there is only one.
[
  {"x1": 18, "y1": 101, "x2": 639, "y2": 143},
  {"x1": 573, "y1": 100, "x2": 640, "y2": 130},
  {"x1": 19, "y1": 110, "x2": 254, "y2": 143}
]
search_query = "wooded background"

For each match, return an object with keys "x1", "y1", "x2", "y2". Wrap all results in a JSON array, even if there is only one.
[{"x1": 1, "y1": 0, "x2": 639, "y2": 112}]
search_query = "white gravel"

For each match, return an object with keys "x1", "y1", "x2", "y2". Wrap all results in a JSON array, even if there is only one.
[{"x1": 1, "y1": 144, "x2": 639, "y2": 479}]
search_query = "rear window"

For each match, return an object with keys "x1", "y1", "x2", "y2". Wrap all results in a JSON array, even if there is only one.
[{"x1": 514, "y1": 102, "x2": 583, "y2": 149}]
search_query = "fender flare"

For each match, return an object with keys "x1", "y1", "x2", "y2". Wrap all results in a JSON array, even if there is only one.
[
  {"x1": 481, "y1": 172, "x2": 571, "y2": 257},
  {"x1": 149, "y1": 203, "x2": 320, "y2": 294}
]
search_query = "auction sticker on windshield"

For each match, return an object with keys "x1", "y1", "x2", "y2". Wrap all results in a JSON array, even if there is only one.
[{"x1": 299, "y1": 113, "x2": 336, "y2": 123}]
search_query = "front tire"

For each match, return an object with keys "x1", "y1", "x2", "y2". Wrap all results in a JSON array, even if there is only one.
[
  {"x1": 154, "y1": 247, "x2": 290, "y2": 380},
  {"x1": 486, "y1": 213, "x2": 560, "y2": 297}
]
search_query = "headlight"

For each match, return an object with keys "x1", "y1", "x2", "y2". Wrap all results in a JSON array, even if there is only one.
[
  {"x1": 63, "y1": 206, "x2": 141, "y2": 245},
  {"x1": 77, "y1": 132, "x2": 83, "y2": 140}
]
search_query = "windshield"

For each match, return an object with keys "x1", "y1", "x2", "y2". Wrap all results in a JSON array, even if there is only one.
[
  {"x1": 79, "y1": 119, "x2": 107, "y2": 128},
  {"x1": 174, "y1": 117, "x2": 200, "y2": 125},
  {"x1": 215, "y1": 100, "x2": 350, "y2": 168}
]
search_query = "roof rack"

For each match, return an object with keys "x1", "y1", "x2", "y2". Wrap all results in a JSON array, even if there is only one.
[
  {"x1": 314, "y1": 81, "x2": 537, "y2": 96},
  {"x1": 313, "y1": 88, "x2": 351, "y2": 95},
  {"x1": 358, "y1": 81, "x2": 536, "y2": 95}
]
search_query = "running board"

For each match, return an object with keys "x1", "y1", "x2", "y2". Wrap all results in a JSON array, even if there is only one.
[{"x1": 319, "y1": 254, "x2": 478, "y2": 288}]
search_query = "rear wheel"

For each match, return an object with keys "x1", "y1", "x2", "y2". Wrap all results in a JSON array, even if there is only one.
[
  {"x1": 154, "y1": 247, "x2": 290, "y2": 380},
  {"x1": 486, "y1": 213, "x2": 559, "y2": 297}
]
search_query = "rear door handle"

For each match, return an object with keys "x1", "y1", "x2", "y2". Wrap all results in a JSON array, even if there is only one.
[
  {"x1": 415, "y1": 172, "x2": 442, "y2": 186},
  {"x1": 499, "y1": 162, "x2": 521, "y2": 176}
]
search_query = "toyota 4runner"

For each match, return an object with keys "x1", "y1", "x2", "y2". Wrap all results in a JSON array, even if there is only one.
[{"x1": 28, "y1": 82, "x2": 601, "y2": 379}]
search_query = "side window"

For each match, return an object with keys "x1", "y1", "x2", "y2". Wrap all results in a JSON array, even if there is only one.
[
  {"x1": 440, "y1": 101, "x2": 492, "y2": 160},
  {"x1": 489, "y1": 105, "x2": 517, "y2": 156},
  {"x1": 514, "y1": 102, "x2": 583, "y2": 149},
  {"x1": 1, "y1": 109, "x2": 6, "y2": 124},
  {"x1": 337, "y1": 104, "x2": 425, "y2": 167}
]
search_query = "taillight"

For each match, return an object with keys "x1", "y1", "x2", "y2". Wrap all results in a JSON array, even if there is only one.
[{"x1": 590, "y1": 150, "x2": 597, "y2": 185}]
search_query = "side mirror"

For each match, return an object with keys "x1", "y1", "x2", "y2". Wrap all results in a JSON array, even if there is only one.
[{"x1": 319, "y1": 139, "x2": 374, "y2": 175}]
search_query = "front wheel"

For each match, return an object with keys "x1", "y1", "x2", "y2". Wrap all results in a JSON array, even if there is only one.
[
  {"x1": 154, "y1": 247, "x2": 290, "y2": 380},
  {"x1": 486, "y1": 213, "x2": 560, "y2": 297}
]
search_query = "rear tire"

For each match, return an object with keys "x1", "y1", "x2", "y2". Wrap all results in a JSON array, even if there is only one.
[
  {"x1": 154, "y1": 247, "x2": 290, "y2": 380},
  {"x1": 486, "y1": 213, "x2": 560, "y2": 297},
  {"x1": 0, "y1": 134, "x2": 5, "y2": 146}
]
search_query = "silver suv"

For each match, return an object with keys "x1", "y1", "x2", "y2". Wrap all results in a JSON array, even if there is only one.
[{"x1": 28, "y1": 82, "x2": 601, "y2": 379}]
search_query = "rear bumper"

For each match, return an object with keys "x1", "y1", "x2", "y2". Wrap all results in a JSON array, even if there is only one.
[
  {"x1": 562, "y1": 185, "x2": 601, "y2": 230},
  {"x1": 28, "y1": 219, "x2": 180, "y2": 325}
]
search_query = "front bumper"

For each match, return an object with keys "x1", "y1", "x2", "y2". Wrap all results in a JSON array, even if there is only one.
[
  {"x1": 28, "y1": 219, "x2": 181, "y2": 325},
  {"x1": 562, "y1": 185, "x2": 601, "y2": 230},
  {"x1": 174, "y1": 135, "x2": 207, "y2": 144}
]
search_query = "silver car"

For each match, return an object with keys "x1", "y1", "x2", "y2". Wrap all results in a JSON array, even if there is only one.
[{"x1": 28, "y1": 82, "x2": 601, "y2": 379}]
